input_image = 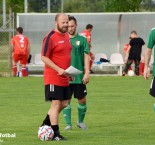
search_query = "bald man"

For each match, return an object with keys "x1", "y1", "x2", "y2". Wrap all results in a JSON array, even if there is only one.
[{"x1": 40, "y1": 13, "x2": 72, "y2": 141}]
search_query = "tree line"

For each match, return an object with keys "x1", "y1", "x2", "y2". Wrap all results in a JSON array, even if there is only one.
[{"x1": 0, "y1": 0, "x2": 155, "y2": 14}]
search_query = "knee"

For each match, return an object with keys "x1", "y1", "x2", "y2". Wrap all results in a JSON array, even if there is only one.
[
  {"x1": 62, "y1": 100, "x2": 70, "y2": 109},
  {"x1": 78, "y1": 97, "x2": 86, "y2": 104},
  {"x1": 127, "y1": 60, "x2": 132, "y2": 65},
  {"x1": 51, "y1": 101, "x2": 61, "y2": 110}
]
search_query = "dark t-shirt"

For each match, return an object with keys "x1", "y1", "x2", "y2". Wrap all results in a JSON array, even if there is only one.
[{"x1": 129, "y1": 37, "x2": 145, "y2": 61}]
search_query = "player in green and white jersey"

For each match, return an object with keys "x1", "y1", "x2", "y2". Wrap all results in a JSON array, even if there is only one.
[
  {"x1": 62, "y1": 16, "x2": 90, "y2": 130},
  {"x1": 144, "y1": 28, "x2": 155, "y2": 98}
]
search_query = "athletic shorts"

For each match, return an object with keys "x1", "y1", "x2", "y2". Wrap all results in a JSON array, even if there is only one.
[
  {"x1": 13, "y1": 54, "x2": 28, "y2": 64},
  {"x1": 70, "y1": 84, "x2": 87, "y2": 99},
  {"x1": 150, "y1": 77, "x2": 155, "y2": 97},
  {"x1": 45, "y1": 84, "x2": 71, "y2": 101}
]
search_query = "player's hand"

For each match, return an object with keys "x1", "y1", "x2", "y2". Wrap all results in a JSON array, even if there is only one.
[
  {"x1": 69, "y1": 77, "x2": 74, "y2": 81},
  {"x1": 90, "y1": 53, "x2": 95, "y2": 61},
  {"x1": 57, "y1": 68, "x2": 67, "y2": 76},
  {"x1": 83, "y1": 73, "x2": 90, "y2": 84},
  {"x1": 143, "y1": 66, "x2": 150, "y2": 80},
  {"x1": 124, "y1": 53, "x2": 129, "y2": 63}
]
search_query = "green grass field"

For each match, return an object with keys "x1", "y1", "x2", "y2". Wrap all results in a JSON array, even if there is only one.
[{"x1": 0, "y1": 76, "x2": 155, "y2": 145}]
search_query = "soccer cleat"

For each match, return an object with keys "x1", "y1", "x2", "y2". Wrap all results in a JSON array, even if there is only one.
[
  {"x1": 122, "y1": 71, "x2": 126, "y2": 76},
  {"x1": 64, "y1": 125, "x2": 72, "y2": 130},
  {"x1": 77, "y1": 123, "x2": 87, "y2": 130},
  {"x1": 51, "y1": 131, "x2": 67, "y2": 141},
  {"x1": 52, "y1": 134, "x2": 67, "y2": 141}
]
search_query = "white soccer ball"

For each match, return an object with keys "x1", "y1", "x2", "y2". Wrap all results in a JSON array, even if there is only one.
[
  {"x1": 38, "y1": 125, "x2": 54, "y2": 141},
  {"x1": 128, "y1": 70, "x2": 134, "y2": 76}
]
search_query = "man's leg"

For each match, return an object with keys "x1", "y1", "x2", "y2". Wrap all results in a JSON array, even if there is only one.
[
  {"x1": 62, "y1": 85, "x2": 73, "y2": 130},
  {"x1": 12, "y1": 64, "x2": 17, "y2": 77},
  {"x1": 62, "y1": 102, "x2": 72, "y2": 129},
  {"x1": 135, "y1": 60, "x2": 140, "y2": 75},
  {"x1": 49, "y1": 100, "x2": 67, "y2": 140},
  {"x1": 77, "y1": 96, "x2": 87, "y2": 130},
  {"x1": 123, "y1": 60, "x2": 133, "y2": 75},
  {"x1": 89, "y1": 52, "x2": 95, "y2": 73},
  {"x1": 21, "y1": 55, "x2": 28, "y2": 77},
  {"x1": 41, "y1": 85, "x2": 71, "y2": 140},
  {"x1": 21, "y1": 64, "x2": 28, "y2": 77},
  {"x1": 41, "y1": 99, "x2": 69, "y2": 127},
  {"x1": 12, "y1": 54, "x2": 18, "y2": 77}
]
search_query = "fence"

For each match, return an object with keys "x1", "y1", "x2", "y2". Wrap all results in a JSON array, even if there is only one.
[{"x1": 0, "y1": 13, "x2": 14, "y2": 77}]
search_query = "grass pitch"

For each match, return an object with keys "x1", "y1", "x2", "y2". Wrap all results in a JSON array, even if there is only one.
[{"x1": 0, "y1": 76, "x2": 155, "y2": 145}]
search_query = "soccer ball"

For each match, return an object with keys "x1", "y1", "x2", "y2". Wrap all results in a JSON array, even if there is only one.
[
  {"x1": 38, "y1": 125, "x2": 54, "y2": 141},
  {"x1": 128, "y1": 70, "x2": 134, "y2": 76}
]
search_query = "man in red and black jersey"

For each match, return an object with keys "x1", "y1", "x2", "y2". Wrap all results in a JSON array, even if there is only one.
[{"x1": 40, "y1": 13, "x2": 72, "y2": 141}]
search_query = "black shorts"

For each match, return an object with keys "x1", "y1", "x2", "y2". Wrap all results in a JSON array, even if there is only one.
[
  {"x1": 150, "y1": 77, "x2": 155, "y2": 97},
  {"x1": 70, "y1": 84, "x2": 87, "y2": 99},
  {"x1": 45, "y1": 84, "x2": 71, "y2": 101}
]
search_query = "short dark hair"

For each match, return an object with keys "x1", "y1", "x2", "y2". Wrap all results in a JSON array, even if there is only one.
[
  {"x1": 86, "y1": 24, "x2": 93, "y2": 29},
  {"x1": 131, "y1": 30, "x2": 137, "y2": 35},
  {"x1": 16, "y1": 27, "x2": 23, "y2": 34},
  {"x1": 68, "y1": 15, "x2": 77, "y2": 25}
]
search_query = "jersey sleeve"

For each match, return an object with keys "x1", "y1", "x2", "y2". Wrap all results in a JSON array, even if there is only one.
[
  {"x1": 141, "y1": 38, "x2": 145, "y2": 45},
  {"x1": 83, "y1": 37, "x2": 90, "y2": 54},
  {"x1": 147, "y1": 29, "x2": 155, "y2": 49},
  {"x1": 87, "y1": 35, "x2": 91, "y2": 43},
  {"x1": 129, "y1": 39, "x2": 133, "y2": 46},
  {"x1": 41, "y1": 33, "x2": 54, "y2": 58}
]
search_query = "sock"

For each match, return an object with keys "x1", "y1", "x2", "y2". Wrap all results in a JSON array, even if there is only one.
[
  {"x1": 21, "y1": 66, "x2": 28, "y2": 77},
  {"x1": 12, "y1": 65, "x2": 17, "y2": 77},
  {"x1": 51, "y1": 125, "x2": 59, "y2": 136},
  {"x1": 62, "y1": 103, "x2": 72, "y2": 126},
  {"x1": 41, "y1": 114, "x2": 51, "y2": 126},
  {"x1": 78, "y1": 103, "x2": 87, "y2": 123}
]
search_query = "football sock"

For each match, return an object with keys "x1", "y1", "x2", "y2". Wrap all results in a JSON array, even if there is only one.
[
  {"x1": 21, "y1": 66, "x2": 28, "y2": 76},
  {"x1": 62, "y1": 103, "x2": 72, "y2": 126},
  {"x1": 12, "y1": 65, "x2": 17, "y2": 77},
  {"x1": 78, "y1": 103, "x2": 87, "y2": 123},
  {"x1": 41, "y1": 114, "x2": 51, "y2": 126},
  {"x1": 51, "y1": 125, "x2": 59, "y2": 136}
]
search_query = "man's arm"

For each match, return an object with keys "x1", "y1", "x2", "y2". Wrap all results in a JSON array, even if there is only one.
[
  {"x1": 41, "y1": 56, "x2": 66, "y2": 76},
  {"x1": 144, "y1": 48, "x2": 152, "y2": 80},
  {"x1": 27, "y1": 44, "x2": 31, "y2": 56},
  {"x1": 83, "y1": 53, "x2": 90, "y2": 84},
  {"x1": 124, "y1": 45, "x2": 131, "y2": 63}
]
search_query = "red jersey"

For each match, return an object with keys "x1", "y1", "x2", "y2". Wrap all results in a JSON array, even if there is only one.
[
  {"x1": 41, "y1": 30, "x2": 72, "y2": 86},
  {"x1": 81, "y1": 29, "x2": 91, "y2": 43},
  {"x1": 11, "y1": 34, "x2": 30, "y2": 55}
]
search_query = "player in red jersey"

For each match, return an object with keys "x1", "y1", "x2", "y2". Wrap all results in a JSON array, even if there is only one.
[
  {"x1": 81, "y1": 24, "x2": 95, "y2": 73},
  {"x1": 40, "y1": 13, "x2": 72, "y2": 141},
  {"x1": 11, "y1": 27, "x2": 30, "y2": 76}
]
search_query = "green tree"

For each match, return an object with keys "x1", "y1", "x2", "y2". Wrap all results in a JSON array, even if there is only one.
[
  {"x1": 104, "y1": 0, "x2": 142, "y2": 12},
  {"x1": 64, "y1": 0, "x2": 105, "y2": 12},
  {"x1": 141, "y1": 0, "x2": 155, "y2": 11},
  {"x1": 7, "y1": 0, "x2": 24, "y2": 13}
]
